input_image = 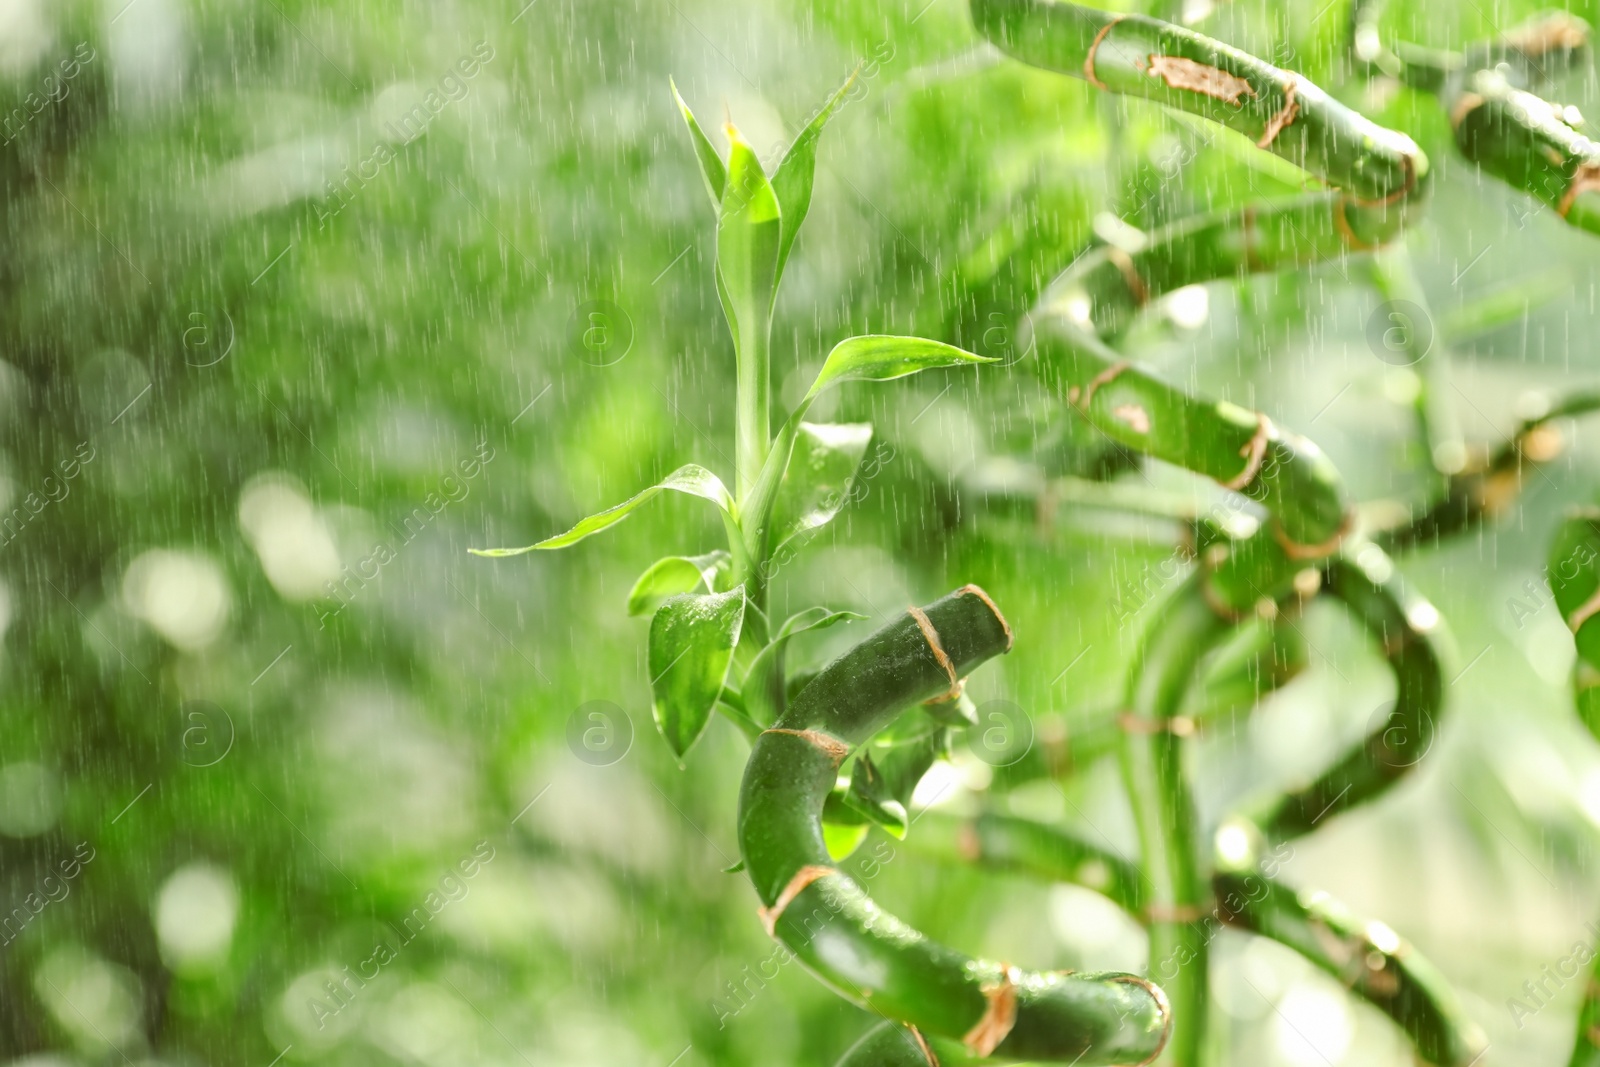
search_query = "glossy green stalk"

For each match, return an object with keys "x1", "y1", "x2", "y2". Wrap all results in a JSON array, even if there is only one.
[
  {"x1": 914, "y1": 810, "x2": 1146, "y2": 913},
  {"x1": 910, "y1": 811, "x2": 1486, "y2": 1066},
  {"x1": 971, "y1": 0, "x2": 1429, "y2": 211},
  {"x1": 1213, "y1": 839, "x2": 1488, "y2": 1067},
  {"x1": 1356, "y1": 7, "x2": 1600, "y2": 235},
  {"x1": 1378, "y1": 390, "x2": 1600, "y2": 551},
  {"x1": 1547, "y1": 513, "x2": 1600, "y2": 1067},
  {"x1": 1121, "y1": 575, "x2": 1231, "y2": 1067},
  {"x1": 1252, "y1": 542, "x2": 1446, "y2": 839},
  {"x1": 835, "y1": 1021, "x2": 975, "y2": 1067},
  {"x1": 1450, "y1": 69, "x2": 1600, "y2": 235},
  {"x1": 1569, "y1": 964, "x2": 1600, "y2": 1067},
  {"x1": 1368, "y1": 246, "x2": 1464, "y2": 484},
  {"x1": 738, "y1": 587, "x2": 1171, "y2": 1063}
]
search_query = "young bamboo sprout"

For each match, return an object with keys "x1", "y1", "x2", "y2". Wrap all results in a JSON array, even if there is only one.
[
  {"x1": 473, "y1": 77, "x2": 993, "y2": 759},
  {"x1": 738, "y1": 587, "x2": 1172, "y2": 1063}
]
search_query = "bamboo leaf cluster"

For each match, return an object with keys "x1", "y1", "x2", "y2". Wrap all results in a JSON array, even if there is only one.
[{"x1": 484, "y1": 2, "x2": 1600, "y2": 1063}]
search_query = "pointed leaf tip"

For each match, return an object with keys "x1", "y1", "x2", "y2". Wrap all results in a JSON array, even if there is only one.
[
  {"x1": 475, "y1": 464, "x2": 734, "y2": 555},
  {"x1": 670, "y1": 77, "x2": 727, "y2": 212},
  {"x1": 806, "y1": 335, "x2": 997, "y2": 402}
]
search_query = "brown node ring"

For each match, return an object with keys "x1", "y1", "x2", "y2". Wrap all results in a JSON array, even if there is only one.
[
  {"x1": 1256, "y1": 78, "x2": 1300, "y2": 148},
  {"x1": 1142, "y1": 901, "x2": 1207, "y2": 923},
  {"x1": 1117, "y1": 711, "x2": 1196, "y2": 737},
  {"x1": 1083, "y1": 17, "x2": 1124, "y2": 91},
  {"x1": 1560, "y1": 161, "x2": 1600, "y2": 219},
  {"x1": 1106, "y1": 246, "x2": 1149, "y2": 307},
  {"x1": 1221, "y1": 412, "x2": 1273, "y2": 492},
  {"x1": 1078, "y1": 360, "x2": 1132, "y2": 412},
  {"x1": 1272, "y1": 510, "x2": 1355, "y2": 561},
  {"x1": 907, "y1": 605, "x2": 960, "y2": 698},
  {"x1": 957, "y1": 583, "x2": 1014, "y2": 651},
  {"x1": 961, "y1": 964, "x2": 1019, "y2": 1056},
  {"x1": 1111, "y1": 973, "x2": 1174, "y2": 1067},
  {"x1": 758, "y1": 864, "x2": 836, "y2": 937},
  {"x1": 761, "y1": 727, "x2": 850, "y2": 765}
]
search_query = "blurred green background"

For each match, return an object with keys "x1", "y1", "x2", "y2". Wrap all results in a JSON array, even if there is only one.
[{"x1": 3, "y1": 0, "x2": 1600, "y2": 1064}]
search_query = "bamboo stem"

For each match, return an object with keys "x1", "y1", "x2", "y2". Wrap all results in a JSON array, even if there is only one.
[
  {"x1": 909, "y1": 810, "x2": 1487, "y2": 1066},
  {"x1": 1120, "y1": 575, "x2": 1231, "y2": 1067},
  {"x1": 1250, "y1": 541, "x2": 1447, "y2": 839},
  {"x1": 738, "y1": 587, "x2": 1172, "y2": 1063}
]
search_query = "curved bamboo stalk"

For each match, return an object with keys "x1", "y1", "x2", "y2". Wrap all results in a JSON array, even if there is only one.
[
  {"x1": 1213, "y1": 844, "x2": 1488, "y2": 1067},
  {"x1": 737, "y1": 587, "x2": 1171, "y2": 1063},
  {"x1": 909, "y1": 810, "x2": 1487, "y2": 1065},
  {"x1": 1119, "y1": 576, "x2": 1231, "y2": 1067},
  {"x1": 1377, "y1": 390, "x2": 1600, "y2": 552},
  {"x1": 1250, "y1": 541, "x2": 1448, "y2": 839}
]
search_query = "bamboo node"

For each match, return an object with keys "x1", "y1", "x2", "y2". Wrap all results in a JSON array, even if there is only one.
[
  {"x1": 1083, "y1": 17, "x2": 1124, "y2": 91},
  {"x1": 1560, "y1": 162, "x2": 1600, "y2": 219},
  {"x1": 1449, "y1": 92, "x2": 1487, "y2": 129},
  {"x1": 1221, "y1": 412, "x2": 1274, "y2": 491},
  {"x1": 1078, "y1": 360, "x2": 1132, "y2": 412},
  {"x1": 1142, "y1": 901, "x2": 1207, "y2": 923},
  {"x1": 1257, "y1": 78, "x2": 1300, "y2": 148},
  {"x1": 762, "y1": 728, "x2": 850, "y2": 765},
  {"x1": 958, "y1": 583, "x2": 1014, "y2": 651},
  {"x1": 1113, "y1": 974, "x2": 1173, "y2": 1067},
  {"x1": 1117, "y1": 712, "x2": 1196, "y2": 737},
  {"x1": 908, "y1": 605, "x2": 960, "y2": 697},
  {"x1": 1566, "y1": 584, "x2": 1600, "y2": 634},
  {"x1": 1272, "y1": 509, "x2": 1355, "y2": 561},
  {"x1": 962, "y1": 964, "x2": 1019, "y2": 1056},
  {"x1": 1106, "y1": 246, "x2": 1148, "y2": 306},
  {"x1": 758, "y1": 865, "x2": 836, "y2": 937}
]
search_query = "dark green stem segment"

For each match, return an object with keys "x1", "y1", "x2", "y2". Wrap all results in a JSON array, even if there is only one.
[
  {"x1": 970, "y1": 0, "x2": 1428, "y2": 209},
  {"x1": 914, "y1": 810, "x2": 1147, "y2": 913},
  {"x1": 1250, "y1": 541, "x2": 1445, "y2": 840},
  {"x1": 1378, "y1": 391, "x2": 1600, "y2": 552},
  {"x1": 1549, "y1": 507, "x2": 1600, "y2": 679},
  {"x1": 1551, "y1": 515, "x2": 1600, "y2": 1067},
  {"x1": 1121, "y1": 576, "x2": 1232, "y2": 1067},
  {"x1": 737, "y1": 587, "x2": 1172, "y2": 1064},
  {"x1": 1213, "y1": 857, "x2": 1488, "y2": 1067},
  {"x1": 972, "y1": 0, "x2": 1443, "y2": 610},
  {"x1": 1567, "y1": 941, "x2": 1600, "y2": 1067},
  {"x1": 910, "y1": 811, "x2": 1488, "y2": 1066},
  {"x1": 1450, "y1": 68, "x2": 1600, "y2": 235},
  {"x1": 834, "y1": 1020, "x2": 975, "y2": 1067}
]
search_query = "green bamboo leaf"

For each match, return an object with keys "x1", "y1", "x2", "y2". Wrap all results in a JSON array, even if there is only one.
[
  {"x1": 771, "y1": 71, "x2": 857, "y2": 282},
  {"x1": 739, "y1": 340, "x2": 990, "y2": 566},
  {"x1": 470, "y1": 465, "x2": 734, "y2": 556},
  {"x1": 626, "y1": 550, "x2": 731, "y2": 616},
  {"x1": 649, "y1": 587, "x2": 746, "y2": 758},
  {"x1": 769, "y1": 422, "x2": 874, "y2": 555},
  {"x1": 805, "y1": 335, "x2": 996, "y2": 401},
  {"x1": 717, "y1": 125, "x2": 782, "y2": 338},
  {"x1": 743, "y1": 606, "x2": 867, "y2": 727},
  {"x1": 669, "y1": 78, "x2": 726, "y2": 212}
]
